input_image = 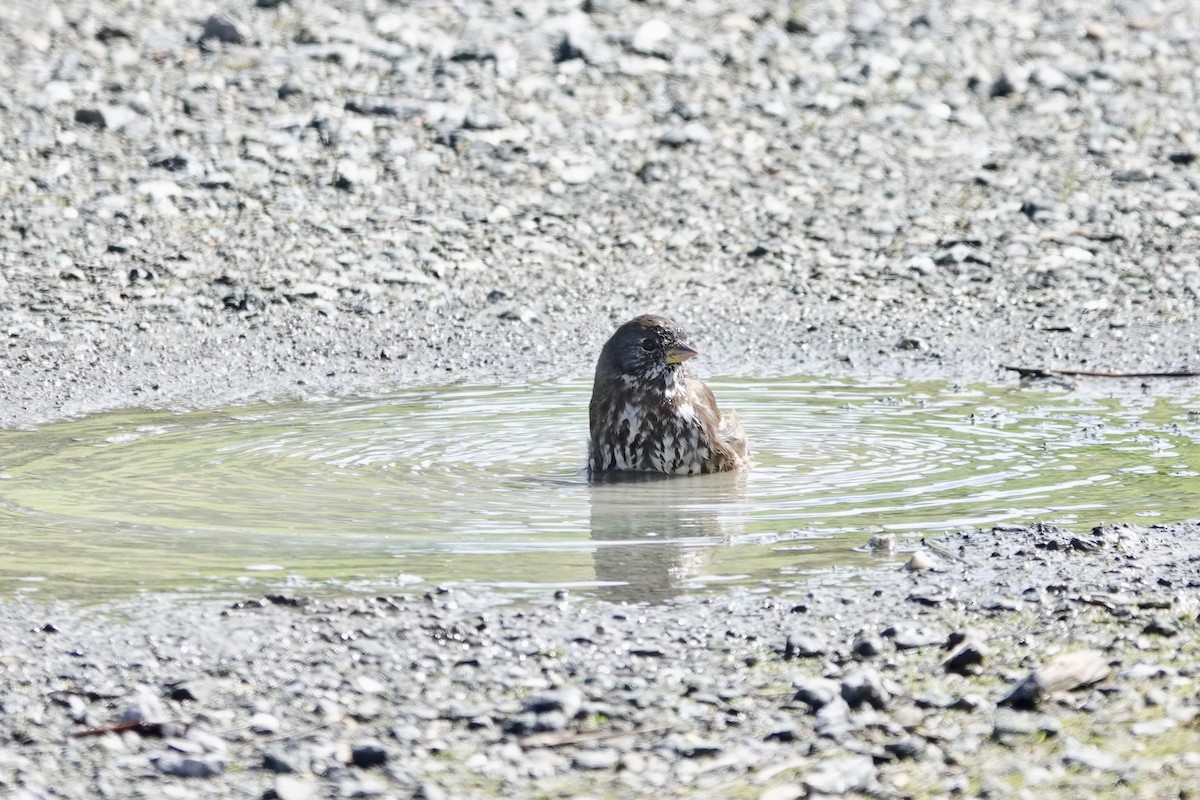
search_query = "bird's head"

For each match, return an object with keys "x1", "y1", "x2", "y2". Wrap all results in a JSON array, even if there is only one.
[{"x1": 595, "y1": 314, "x2": 698, "y2": 384}]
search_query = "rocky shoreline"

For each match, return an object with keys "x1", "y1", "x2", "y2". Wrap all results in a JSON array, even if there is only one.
[
  {"x1": 4, "y1": 522, "x2": 1200, "y2": 799},
  {"x1": 2, "y1": 0, "x2": 1200, "y2": 797}
]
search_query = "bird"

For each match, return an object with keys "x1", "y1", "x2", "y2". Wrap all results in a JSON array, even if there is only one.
[{"x1": 588, "y1": 314, "x2": 749, "y2": 476}]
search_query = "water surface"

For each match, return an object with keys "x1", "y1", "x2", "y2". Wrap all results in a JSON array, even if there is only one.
[{"x1": 1, "y1": 377, "x2": 1197, "y2": 603}]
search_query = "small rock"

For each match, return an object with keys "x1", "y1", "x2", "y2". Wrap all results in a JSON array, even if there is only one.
[
  {"x1": 907, "y1": 589, "x2": 948, "y2": 606},
  {"x1": 249, "y1": 712, "x2": 281, "y2": 734},
  {"x1": 631, "y1": 19, "x2": 672, "y2": 57},
  {"x1": 992, "y1": 709, "x2": 1040, "y2": 736},
  {"x1": 943, "y1": 640, "x2": 988, "y2": 674},
  {"x1": 903, "y1": 551, "x2": 940, "y2": 572},
  {"x1": 759, "y1": 784, "x2": 803, "y2": 800},
  {"x1": 263, "y1": 748, "x2": 304, "y2": 774},
  {"x1": 120, "y1": 692, "x2": 169, "y2": 725},
  {"x1": 1000, "y1": 650, "x2": 1109, "y2": 710},
  {"x1": 463, "y1": 105, "x2": 508, "y2": 131},
  {"x1": 851, "y1": 633, "x2": 883, "y2": 658},
  {"x1": 334, "y1": 159, "x2": 376, "y2": 190},
  {"x1": 523, "y1": 687, "x2": 584, "y2": 718},
  {"x1": 559, "y1": 164, "x2": 595, "y2": 185},
  {"x1": 659, "y1": 123, "x2": 711, "y2": 148},
  {"x1": 1064, "y1": 741, "x2": 1122, "y2": 771},
  {"x1": 841, "y1": 668, "x2": 889, "y2": 710},
  {"x1": 990, "y1": 73, "x2": 1019, "y2": 98},
  {"x1": 793, "y1": 678, "x2": 841, "y2": 711},
  {"x1": 1143, "y1": 617, "x2": 1179, "y2": 637},
  {"x1": 668, "y1": 733, "x2": 722, "y2": 758},
  {"x1": 498, "y1": 307, "x2": 537, "y2": 323},
  {"x1": 895, "y1": 336, "x2": 925, "y2": 351},
  {"x1": 803, "y1": 755, "x2": 875, "y2": 795},
  {"x1": 350, "y1": 743, "x2": 388, "y2": 768},
  {"x1": 892, "y1": 627, "x2": 943, "y2": 650},
  {"x1": 272, "y1": 775, "x2": 317, "y2": 800},
  {"x1": 153, "y1": 753, "x2": 226, "y2": 778},
  {"x1": 1131, "y1": 718, "x2": 1176, "y2": 737},
  {"x1": 784, "y1": 633, "x2": 826, "y2": 659},
  {"x1": 866, "y1": 534, "x2": 895, "y2": 553},
  {"x1": 572, "y1": 748, "x2": 619, "y2": 770},
  {"x1": 200, "y1": 14, "x2": 244, "y2": 45},
  {"x1": 74, "y1": 105, "x2": 138, "y2": 131},
  {"x1": 882, "y1": 738, "x2": 925, "y2": 761}
]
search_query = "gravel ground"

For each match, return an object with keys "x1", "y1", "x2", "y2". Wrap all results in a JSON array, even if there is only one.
[
  {"x1": 4, "y1": 523, "x2": 1200, "y2": 799},
  {"x1": 2, "y1": 0, "x2": 1200, "y2": 797},
  {"x1": 1, "y1": 0, "x2": 1199, "y2": 426}
]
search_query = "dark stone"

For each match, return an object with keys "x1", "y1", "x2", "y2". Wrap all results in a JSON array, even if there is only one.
[
  {"x1": 74, "y1": 108, "x2": 107, "y2": 128},
  {"x1": 553, "y1": 36, "x2": 584, "y2": 63},
  {"x1": 1143, "y1": 617, "x2": 1179, "y2": 637},
  {"x1": 151, "y1": 155, "x2": 188, "y2": 171},
  {"x1": 943, "y1": 641, "x2": 988, "y2": 674},
  {"x1": 784, "y1": 633, "x2": 826, "y2": 659},
  {"x1": 851, "y1": 633, "x2": 883, "y2": 658},
  {"x1": 153, "y1": 754, "x2": 226, "y2": 778},
  {"x1": 350, "y1": 743, "x2": 388, "y2": 768},
  {"x1": 794, "y1": 678, "x2": 840, "y2": 711},
  {"x1": 841, "y1": 668, "x2": 889, "y2": 710},
  {"x1": 95, "y1": 25, "x2": 132, "y2": 42},
  {"x1": 200, "y1": 14, "x2": 244, "y2": 45},
  {"x1": 990, "y1": 73, "x2": 1017, "y2": 98},
  {"x1": 907, "y1": 591, "x2": 948, "y2": 607},
  {"x1": 262, "y1": 749, "x2": 302, "y2": 774},
  {"x1": 764, "y1": 725, "x2": 798, "y2": 742},
  {"x1": 883, "y1": 738, "x2": 925, "y2": 761},
  {"x1": 999, "y1": 673, "x2": 1044, "y2": 710}
]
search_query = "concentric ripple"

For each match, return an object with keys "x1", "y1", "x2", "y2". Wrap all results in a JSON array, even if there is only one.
[{"x1": 0, "y1": 378, "x2": 1197, "y2": 602}]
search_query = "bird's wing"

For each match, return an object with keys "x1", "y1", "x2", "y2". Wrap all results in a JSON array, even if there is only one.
[
  {"x1": 718, "y1": 410, "x2": 749, "y2": 460},
  {"x1": 684, "y1": 377, "x2": 750, "y2": 465}
]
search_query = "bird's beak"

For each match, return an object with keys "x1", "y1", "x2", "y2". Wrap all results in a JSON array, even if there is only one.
[{"x1": 665, "y1": 343, "x2": 699, "y2": 364}]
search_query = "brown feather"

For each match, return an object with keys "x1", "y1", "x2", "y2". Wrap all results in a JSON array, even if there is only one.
[{"x1": 588, "y1": 315, "x2": 749, "y2": 477}]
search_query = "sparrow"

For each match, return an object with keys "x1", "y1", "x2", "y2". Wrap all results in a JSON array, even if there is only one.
[{"x1": 588, "y1": 314, "x2": 749, "y2": 476}]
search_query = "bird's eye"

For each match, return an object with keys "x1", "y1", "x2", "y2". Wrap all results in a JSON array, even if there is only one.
[{"x1": 640, "y1": 337, "x2": 656, "y2": 352}]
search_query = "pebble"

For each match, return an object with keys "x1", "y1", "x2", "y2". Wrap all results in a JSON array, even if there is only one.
[
  {"x1": 903, "y1": 551, "x2": 941, "y2": 572},
  {"x1": 841, "y1": 668, "x2": 890, "y2": 710},
  {"x1": 152, "y1": 753, "x2": 226, "y2": 778},
  {"x1": 200, "y1": 14, "x2": 244, "y2": 45},
  {"x1": 571, "y1": 749, "x2": 619, "y2": 770},
  {"x1": 250, "y1": 712, "x2": 282, "y2": 734},
  {"x1": 803, "y1": 755, "x2": 876, "y2": 795},
  {"x1": 273, "y1": 776, "x2": 318, "y2": 800},
  {"x1": 794, "y1": 678, "x2": 841, "y2": 711}
]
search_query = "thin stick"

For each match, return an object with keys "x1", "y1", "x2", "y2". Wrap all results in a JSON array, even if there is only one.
[
  {"x1": 1001, "y1": 364, "x2": 1200, "y2": 379},
  {"x1": 71, "y1": 720, "x2": 158, "y2": 738},
  {"x1": 519, "y1": 724, "x2": 672, "y2": 749}
]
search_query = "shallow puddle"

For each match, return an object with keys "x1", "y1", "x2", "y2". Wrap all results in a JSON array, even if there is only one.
[{"x1": 1, "y1": 378, "x2": 1197, "y2": 603}]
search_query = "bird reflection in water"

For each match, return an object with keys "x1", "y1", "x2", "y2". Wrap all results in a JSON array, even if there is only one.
[{"x1": 587, "y1": 470, "x2": 747, "y2": 603}]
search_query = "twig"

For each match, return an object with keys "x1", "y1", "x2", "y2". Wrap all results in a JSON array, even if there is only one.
[
  {"x1": 70, "y1": 721, "x2": 167, "y2": 738},
  {"x1": 519, "y1": 724, "x2": 672, "y2": 749},
  {"x1": 1002, "y1": 364, "x2": 1200, "y2": 380}
]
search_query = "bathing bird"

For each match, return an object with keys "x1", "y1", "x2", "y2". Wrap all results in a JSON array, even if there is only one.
[{"x1": 588, "y1": 314, "x2": 749, "y2": 476}]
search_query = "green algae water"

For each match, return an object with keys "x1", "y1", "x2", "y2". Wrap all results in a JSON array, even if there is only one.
[{"x1": 1, "y1": 378, "x2": 1198, "y2": 603}]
